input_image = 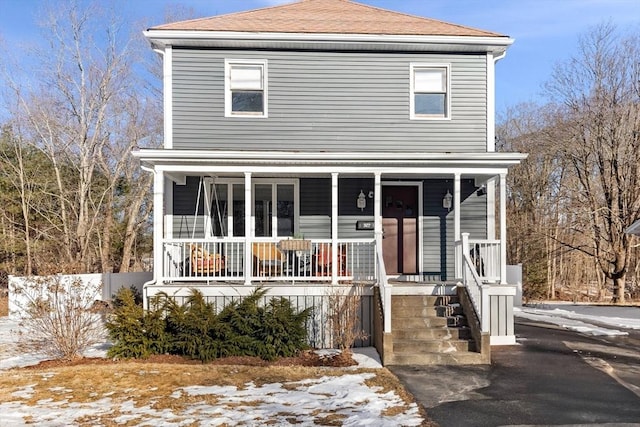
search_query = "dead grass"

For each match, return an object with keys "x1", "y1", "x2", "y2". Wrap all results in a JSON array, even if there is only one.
[
  {"x1": 0, "y1": 295, "x2": 7, "y2": 317},
  {"x1": 0, "y1": 362, "x2": 436, "y2": 426}
]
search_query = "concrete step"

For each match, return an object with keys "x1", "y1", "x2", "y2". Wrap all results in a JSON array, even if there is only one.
[
  {"x1": 392, "y1": 304, "x2": 463, "y2": 318},
  {"x1": 392, "y1": 295, "x2": 459, "y2": 308},
  {"x1": 393, "y1": 338, "x2": 475, "y2": 353},
  {"x1": 393, "y1": 316, "x2": 448, "y2": 329},
  {"x1": 392, "y1": 326, "x2": 472, "y2": 341},
  {"x1": 392, "y1": 314, "x2": 468, "y2": 329},
  {"x1": 388, "y1": 351, "x2": 488, "y2": 366}
]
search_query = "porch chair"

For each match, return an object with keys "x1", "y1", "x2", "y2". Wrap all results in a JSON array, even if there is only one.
[
  {"x1": 189, "y1": 244, "x2": 225, "y2": 276},
  {"x1": 252, "y1": 242, "x2": 285, "y2": 277},
  {"x1": 314, "y1": 243, "x2": 348, "y2": 277}
]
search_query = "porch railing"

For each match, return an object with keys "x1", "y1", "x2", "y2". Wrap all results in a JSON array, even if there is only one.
[
  {"x1": 456, "y1": 233, "x2": 501, "y2": 283},
  {"x1": 162, "y1": 238, "x2": 375, "y2": 283},
  {"x1": 375, "y1": 238, "x2": 391, "y2": 333},
  {"x1": 462, "y1": 252, "x2": 490, "y2": 333}
]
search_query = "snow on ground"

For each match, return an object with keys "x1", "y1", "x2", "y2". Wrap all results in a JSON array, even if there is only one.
[
  {"x1": 0, "y1": 372, "x2": 423, "y2": 427},
  {"x1": 0, "y1": 317, "x2": 424, "y2": 426},
  {"x1": 515, "y1": 303, "x2": 640, "y2": 336}
]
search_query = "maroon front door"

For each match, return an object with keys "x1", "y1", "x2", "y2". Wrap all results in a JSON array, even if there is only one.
[{"x1": 382, "y1": 185, "x2": 419, "y2": 275}]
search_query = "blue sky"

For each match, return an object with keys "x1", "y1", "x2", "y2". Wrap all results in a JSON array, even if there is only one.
[{"x1": 1, "y1": 0, "x2": 639, "y2": 114}]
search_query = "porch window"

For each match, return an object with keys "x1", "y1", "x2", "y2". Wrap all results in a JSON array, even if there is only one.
[
  {"x1": 410, "y1": 64, "x2": 450, "y2": 120},
  {"x1": 254, "y1": 182, "x2": 297, "y2": 237},
  {"x1": 206, "y1": 181, "x2": 245, "y2": 237},
  {"x1": 225, "y1": 60, "x2": 267, "y2": 117}
]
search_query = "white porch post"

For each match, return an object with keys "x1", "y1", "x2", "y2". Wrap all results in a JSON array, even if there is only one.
[
  {"x1": 454, "y1": 173, "x2": 461, "y2": 278},
  {"x1": 331, "y1": 173, "x2": 339, "y2": 285},
  {"x1": 374, "y1": 173, "x2": 382, "y2": 240},
  {"x1": 499, "y1": 172, "x2": 507, "y2": 284},
  {"x1": 152, "y1": 170, "x2": 164, "y2": 287},
  {"x1": 454, "y1": 173, "x2": 461, "y2": 241},
  {"x1": 244, "y1": 172, "x2": 252, "y2": 286},
  {"x1": 486, "y1": 178, "x2": 496, "y2": 240}
]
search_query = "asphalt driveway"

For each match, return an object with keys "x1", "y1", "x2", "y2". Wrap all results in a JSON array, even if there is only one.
[{"x1": 390, "y1": 321, "x2": 640, "y2": 427}]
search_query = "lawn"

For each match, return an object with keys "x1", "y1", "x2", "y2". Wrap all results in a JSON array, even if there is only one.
[
  {"x1": 0, "y1": 360, "x2": 434, "y2": 426},
  {"x1": 0, "y1": 312, "x2": 435, "y2": 426}
]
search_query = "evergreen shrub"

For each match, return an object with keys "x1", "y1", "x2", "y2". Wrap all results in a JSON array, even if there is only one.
[
  {"x1": 105, "y1": 287, "x2": 310, "y2": 362},
  {"x1": 105, "y1": 288, "x2": 170, "y2": 359}
]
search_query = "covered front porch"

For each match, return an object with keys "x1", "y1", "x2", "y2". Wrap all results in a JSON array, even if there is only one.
[
  {"x1": 134, "y1": 149, "x2": 525, "y2": 348},
  {"x1": 135, "y1": 151, "x2": 523, "y2": 285}
]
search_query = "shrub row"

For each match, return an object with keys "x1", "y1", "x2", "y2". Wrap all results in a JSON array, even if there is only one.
[{"x1": 105, "y1": 287, "x2": 310, "y2": 362}]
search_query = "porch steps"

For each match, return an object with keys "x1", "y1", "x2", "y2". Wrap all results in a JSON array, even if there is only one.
[{"x1": 387, "y1": 295, "x2": 486, "y2": 366}]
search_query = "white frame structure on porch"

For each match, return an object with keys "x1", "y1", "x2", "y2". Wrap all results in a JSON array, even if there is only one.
[
  {"x1": 135, "y1": 149, "x2": 526, "y2": 344},
  {"x1": 136, "y1": 149, "x2": 525, "y2": 283}
]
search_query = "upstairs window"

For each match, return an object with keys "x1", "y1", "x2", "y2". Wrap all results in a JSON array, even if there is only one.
[
  {"x1": 225, "y1": 60, "x2": 268, "y2": 117},
  {"x1": 410, "y1": 64, "x2": 450, "y2": 120}
]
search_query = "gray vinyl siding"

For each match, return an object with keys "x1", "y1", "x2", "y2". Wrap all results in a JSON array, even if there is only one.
[
  {"x1": 300, "y1": 178, "x2": 331, "y2": 239},
  {"x1": 172, "y1": 49, "x2": 487, "y2": 152}
]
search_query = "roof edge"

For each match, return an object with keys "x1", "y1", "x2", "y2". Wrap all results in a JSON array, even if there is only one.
[{"x1": 144, "y1": 29, "x2": 514, "y2": 53}]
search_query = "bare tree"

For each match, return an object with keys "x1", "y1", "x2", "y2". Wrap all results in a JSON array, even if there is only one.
[
  {"x1": 545, "y1": 23, "x2": 640, "y2": 303},
  {"x1": 1, "y1": 0, "x2": 160, "y2": 274}
]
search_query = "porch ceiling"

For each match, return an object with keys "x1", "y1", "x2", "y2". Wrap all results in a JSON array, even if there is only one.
[{"x1": 133, "y1": 149, "x2": 527, "y2": 177}]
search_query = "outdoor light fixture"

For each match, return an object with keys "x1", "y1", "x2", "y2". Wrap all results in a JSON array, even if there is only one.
[
  {"x1": 357, "y1": 190, "x2": 367, "y2": 211},
  {"x1": 477, "y1": 185, "x2": 487, "y2": 196},
  {"x1": 442, "y1": 190, "x2": 453, "y2": 211}
]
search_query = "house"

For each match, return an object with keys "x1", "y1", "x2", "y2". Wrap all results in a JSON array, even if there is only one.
[{"x1": 134, "y1": 0, "x2": 527, "y2": 365}]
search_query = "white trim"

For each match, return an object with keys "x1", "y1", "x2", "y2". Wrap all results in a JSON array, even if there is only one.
[
  {"x1": 163, "y1": 46, "x2": 173, "y2": 149},
  {"x1": 244, "y1": 173, "x2": 252, "y2": 285},
  {"x1": 486, "y1": 178, "x2": 496, "y2": 240},
  {"x1": 374, "y1": 173, "x2": 382, "y2": 239},
  {"x1": 381, "y1": 181, "x2": 423, "y2": 274},
  {"x1": 165, "y1": 176, "x2": 173, "y2": 238},
  {"x1": 224, "y1": 59, "x2": 268, "y2": 118},
  {"x1": 486, "y1": 284, "x2": 517, "y2": 296},
  {"x1": 144, "y1": 30, "x2": 514, "y2": 54},
  {"x1": 490, "y1": 335, "x2": 516, "y2": 346},
  {"x1": 133, "y1": 149, "x2": 528, "y2": 164},
  {"x1": 486, "y1": 53, "x2": 495, "y2": 152},
  {"x1": 331, "y1": 173, "x2": 339, "y2": 285},
  {"x1": 153, "y1": 171, "x2": 165, "y2": 281},
  {"x1": 499, "y1": 173, "x2": 507, "y2": 284},
  {"x1": 454, "y1": 174, "x2": 461, "y2": 241},
  {"x1": 410, "y1": 63, "x2": 451, "y2": 120},
  {"x1": 153, "y1": 165, "x2": 514, "y2": 176}
]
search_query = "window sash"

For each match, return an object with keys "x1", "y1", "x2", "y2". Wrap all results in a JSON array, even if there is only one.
[
  {"x1": 414, "y1": 68, "x2": 446, "y2": 93},
  {"x1": 230, "y1": 65, "x2": 263, "y2": 90},
  {"x1": 411, "y1": 65, "x2": 449, "y2": 119}
]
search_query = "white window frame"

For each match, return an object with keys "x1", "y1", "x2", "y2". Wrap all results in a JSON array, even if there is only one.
[
  {"x1": 225, "y1": 59, "x2": 268, "y2": 118},
  {"x1": 410, "y1": 63, "x2": 451, "y2": 120}
]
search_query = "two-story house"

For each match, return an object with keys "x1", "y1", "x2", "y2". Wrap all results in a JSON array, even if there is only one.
[{"x1": 134, "y1": 0, "x2": 526, "y2": 365}]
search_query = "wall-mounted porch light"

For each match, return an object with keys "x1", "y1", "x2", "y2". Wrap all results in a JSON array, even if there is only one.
[
  {"x1": 443, "y1": 190, "x2": 453, "y2": 211},
  {"x1": 357, "y1": 190, "x2": 367, "y2": 211}
]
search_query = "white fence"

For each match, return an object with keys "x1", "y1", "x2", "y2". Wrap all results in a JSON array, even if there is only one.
[{"x1": 8, "y1": 272, "x2": 152, "y2": 318}]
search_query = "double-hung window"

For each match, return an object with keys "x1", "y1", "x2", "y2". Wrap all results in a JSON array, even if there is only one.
[
  {"x1": 410, "y1": 64, "x2": 450, "y2": 120},
  {"x1": 225, "y1": 59, "x2": 268, "y2": 117}
]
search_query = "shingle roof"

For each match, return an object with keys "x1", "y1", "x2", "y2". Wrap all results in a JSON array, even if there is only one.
[{"x1": 151, "y1": 0, "x2": 505, "y2": 38}]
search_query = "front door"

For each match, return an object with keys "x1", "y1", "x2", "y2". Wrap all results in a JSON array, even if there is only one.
[{"x1": 382, "y1": 185, "x2": 419, "y2": 275}]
